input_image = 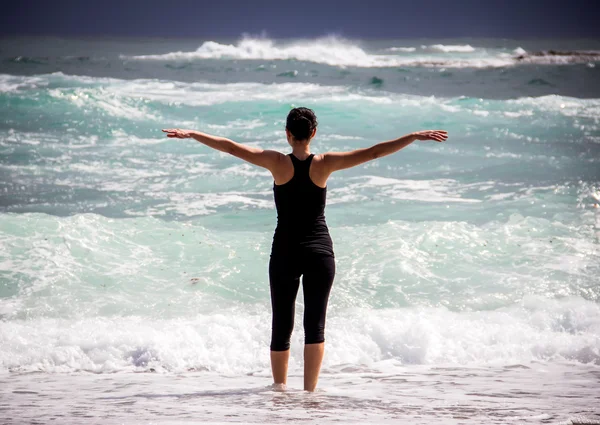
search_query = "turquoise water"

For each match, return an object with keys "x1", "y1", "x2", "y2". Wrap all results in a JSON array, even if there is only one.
[{"x1": 0, "y1": 35, "x2": 599, "y2": 424}]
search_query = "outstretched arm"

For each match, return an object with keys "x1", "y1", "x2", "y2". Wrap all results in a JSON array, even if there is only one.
[
  {"x1": 162, "y1": 128, "x2": 283, "y2": 172},
  {"x1": 323, "y1": 130, "x2": 447, "y2": 173}
]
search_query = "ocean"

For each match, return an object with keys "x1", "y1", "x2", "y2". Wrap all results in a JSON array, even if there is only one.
[{"x1": 0, "y1": 35, "x2": 599, "y2": 424}]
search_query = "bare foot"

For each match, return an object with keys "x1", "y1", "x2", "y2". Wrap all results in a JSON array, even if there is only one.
[{"x1": 269, "y1": 383, "x2": 287, "y2": 392}]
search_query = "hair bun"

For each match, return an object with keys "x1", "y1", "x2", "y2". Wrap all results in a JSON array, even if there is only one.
[{"x1": 286, "y1": 107, "x2": 318, "y2": 141}]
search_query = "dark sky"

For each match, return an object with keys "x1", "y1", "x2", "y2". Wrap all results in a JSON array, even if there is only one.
[{"x1": 2, "y1": 0, "x2": 598, "y2": 39}]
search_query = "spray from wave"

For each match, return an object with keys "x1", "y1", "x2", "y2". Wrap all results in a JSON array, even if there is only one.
[
  {"x1": 120, "y1": 36, "x2": 600, "y2": 68},
  {"x1": 423, "y1": 44, "x2": 476, "y2": 53},
  {"x1": 121, "y1": 35, "x2": 499, "y2": 68},
  {"x1": 123, "y1": 36, "x2": 386, "y2": 67}
]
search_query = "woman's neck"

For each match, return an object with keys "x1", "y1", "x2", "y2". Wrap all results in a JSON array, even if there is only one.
[{"x1": 291, "y1": 141, "x2": 311, "y2": 160}]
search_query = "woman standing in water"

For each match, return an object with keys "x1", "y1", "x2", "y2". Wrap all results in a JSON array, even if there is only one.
[{"x1": 163, "y1": 107, "x2": 447, "y2": 391}]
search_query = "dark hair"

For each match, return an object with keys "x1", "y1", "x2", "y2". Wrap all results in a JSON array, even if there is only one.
[{"x1": 286, "y1": 107, "x2": 318, "y2": 141}]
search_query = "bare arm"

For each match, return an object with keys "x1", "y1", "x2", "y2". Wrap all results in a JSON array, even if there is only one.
[
  {"x1": 162, "y1": 128, "x2": 283, "y2": 172},
  {"x1": 323, "y1": 130, "x2": 448, "y2": 173}
]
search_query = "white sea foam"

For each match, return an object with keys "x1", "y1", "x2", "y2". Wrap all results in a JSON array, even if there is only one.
[
  {"x1": 423, "y1": 44, "x2": 476, "y2": 53},
  {"x1": 98, "y1": 78, "x2": 351, "y2": 106},
  {"x1": 320, "y1": 134, "x2": 365, "y2": 141},
  {"x1": 485, "y1": 152, "x2": 522, "y2": 159},
  {"x1": 2, "y1": 72, "x2": 390, "y2": 107},
  {"x1": 2, "y1": 195, "x2": 599, "y2": 373},
  {"x1": 144, "y1": 191, "x2": 273, "y2": 217},
  {"x1": 119, "y1": 36, "x2": 600, "y2": 68},
  {"x1": 503, "y1": 110, "x2": 534, "y2": 118},
  {"x1": 206, "y1": 119, "x2": 267, "y2": 131},
  {"x1": 124, "y1": 36, "x2": 399, "y2": 68},
  {"x1": 119, "y1": 37, "x2": 517, "y2": 68},
  {"x1": 329, "y1": 176, "x2": 481, "y2": 205},
  {"x1": 385, "y1": 47, "x2": 417, "y2": 52},
  {"x1": 0, "y1": 74, "x2": 50, "y2": 92},
  {"x1": 513, "y1": 47, "x2": 527, "y2": 56},
  {"x1": 509, "y1": 95, "x2": 600, "y2": 118},
  {"x1": 47, "y1": 87, "x2": 162, "y2": 121},
  {"x1": 5, "y1": 73, "x2": 600, "y2": 117},
  {"x1": 1, "y1": 295, "x2": 598, "y2": 374}
]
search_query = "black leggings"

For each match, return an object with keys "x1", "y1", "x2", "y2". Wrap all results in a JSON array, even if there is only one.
[{"x1": 269, "y1": 253, "x2": 336, "y2": 351}]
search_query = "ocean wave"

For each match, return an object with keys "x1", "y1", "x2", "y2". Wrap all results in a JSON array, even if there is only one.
[
  {"x1": 2, "y1": 210, "x2": 598, "y2": 318},
  {"x1": 5, "y1": 55, "x2": 94, "y2": 65},
  {"x1": 386, "y1": 44, "x2": 477, "y2": 54},
  {"x1": 119, "y1": 36, "x2": 598, "y2": 69},
  {"x1": 0, "y1": 74, "x2": 52, "y2": 92},
  {"x1": 6, "y1": 56, "x2": 49, "y2": 65},
  {"x1": 3, "y1": 39, "x2": 598, "y2": 72},
  {"x1": 328, "y1": 176, "x2": 481, "y2": 205},
  {"x1": 123, "y1": 36, "x2": 391, "y2": 68},
  {"x1": 515, "y1": 50, "x2": 600, "y2": 65},
  {"x1": 4, "y1": 72, "x2": 600, "y2": 112},
  {"x1": 508, "y1": 94, "x2": 600, "y2": 118},
  {"x1": 385, "y1": 47, "x2": 417, "y2": 53},
  {"x1": 423, "y1": 44, "x2": 476, "y2": 53},
  {"x1": 122, "y1": 37, "x2": 509, "y2": 68},
  {"x1": 1, "y1": 295, "x2": 598, "y2": 374}
]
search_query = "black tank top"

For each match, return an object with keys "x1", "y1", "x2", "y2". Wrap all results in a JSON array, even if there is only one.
[{"x1": 272, "y1": 153, "x2": 334, "y2": 257}]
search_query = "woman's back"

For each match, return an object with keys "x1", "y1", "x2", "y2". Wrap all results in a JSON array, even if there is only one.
[{"x1": 272, "y1": 153, "x2": 333, "y2": 257}]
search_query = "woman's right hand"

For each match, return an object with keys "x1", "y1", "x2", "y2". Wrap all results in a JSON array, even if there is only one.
[
  {"x1": 412, "y1": 130, "x2": 448, "y2": 142},
  {"x1": 162, "y1": 128, "x2": 193, "y2": 139}
]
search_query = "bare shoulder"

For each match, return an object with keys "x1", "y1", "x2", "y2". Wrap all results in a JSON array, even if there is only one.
[
  {"x1": 311, "y1": 153, "x2": 328, "y2": 171},
  {"x1": 309, "y1": 153, "x2": 330, "y2": 188},
  {"x1": 271, "y1": 152, "x2": 293, "y2": 185},
  {"x1": 263, "y1": 149, "x2": 287, "y2": 165},
  {"x1": 312, "y1": 153, "x2": 326, "y2": 163},
  {"x1": 228, "y1": 143, "x2": 286, "y2": 172}
]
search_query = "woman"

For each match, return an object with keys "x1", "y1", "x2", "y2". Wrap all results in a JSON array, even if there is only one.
[{"x1": 163, "y1": 107, "x2": 447, "y2": 391}]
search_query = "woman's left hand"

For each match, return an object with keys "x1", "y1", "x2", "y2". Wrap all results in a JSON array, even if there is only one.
[{"x1": 162, "y1": 128, "x2": 192, "y2": 139}]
